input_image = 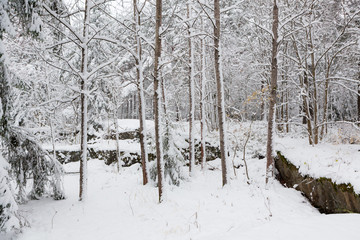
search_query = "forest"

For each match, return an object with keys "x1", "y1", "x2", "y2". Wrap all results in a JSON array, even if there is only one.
[{"x1": 1, "y1": 0, "x2": 360, "y2": 239}]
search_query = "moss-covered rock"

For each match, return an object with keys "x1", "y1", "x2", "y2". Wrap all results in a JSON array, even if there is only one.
[
  {"x1": 51, "y1": 140, "x2": 220, "y2": 167},
  {"x1": 275, "y1": 151, "x2": 360, "y2": 214}
]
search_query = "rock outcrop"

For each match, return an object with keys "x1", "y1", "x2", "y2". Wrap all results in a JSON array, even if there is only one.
[
  {"x1": 275, "y1": 151, "x2": 360, "y2": 213},
  {"x1": 52, "y1": 141, "x2": 221, "y2": 166}
]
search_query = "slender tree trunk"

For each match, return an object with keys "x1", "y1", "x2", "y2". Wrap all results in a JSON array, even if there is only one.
[
  {"x1": 114, "y1": 110, "x2": 121, "y2": 173},
  {"x1": 0, "y1": 36, "x2": 9, "y2": 139},
  {"x1": 358, "y1": 80, "x2": 360, "y2": 125},
  {"x1": 154, "y1": 0, "x2": 164, "y2": 202},
  {"x1": 79, "y1": 0, "x2": 90, "y2": 201},
  {"x1": 200, "y1": 17, "x2": 207, "y2": 170},
  {"x1": 285, "y1": 85, "x2": 289, "y2": 133},
  {"x1": 300, "y1": 74, "x2": 314, "y2": 145},
  {"x1": 321, "y1": 58, "x2": 330, "y2": 139},
  {"x1": 309, "y1": 38, "x2": 318, "y2": 144},
  {"x1": 260, "y1": 82, "x2": 265, "y2": 120},
  {"x1": 214, "y1": 0, "x2": 228, "y2": 186},
  {"x1": 302, "y1": 73, "x2": 309, "y2": 125},
  {"x1": 187, "y1": 2, "x2": 195, "y2": 174},
  {"x1": 161, "y1": 76, "x2": 167, "y2": 117},
  {"x1": 133, "y1": 0, "x2": 148, "y2": 185},
  {"x1": 176, "y1": 102, "x2": 180, "y2": 121},
  {"x1": 358, "y1": 83, "x2": 360, "y2": 124},
  {"x1": 265, "y1": 0, "x2": 279, "y2": 184},
  {"x1": 357, "y1": 62, "x2": 360, "y2": 126}
]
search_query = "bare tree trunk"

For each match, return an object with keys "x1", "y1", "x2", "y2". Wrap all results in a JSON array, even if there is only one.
[
  {"x1": 320, "y1": 57, "x2": 330, "y2": 140},
  {"x1": 154, "y1": 0, "x2": 164, "y2": 203},
  {"x1": 214, "y1": 0, "x2": 228, "y2": 186},
  {"x1": 285, "y1": 84, "x2": 289, "y2": 133},
  {"x1": 301, "y1": 74, "x2": 314, "y2": 145},
  {"x1": 358, "y1": 80, "x2": 360, "y2": 126},
  {"x1": 114, "y1": 110, "x2": 121, "y2": 172},
  {"x1": 187, "y1": 2, "x2": 195, "y2": 174},
  {"x1": 302, "y1": 73, "x2": 309, "y2": 125},
  {"x1": 161, "y1": 76, "x2": 167, "y2": 118},
  {"x1": 265, "y1": 0, "x2": 279, "y2": 184},
  {"x1": 309, "y1": 27, "x2": 318, "y2": 144},
  {"x1": 200, "y1": 16, "x2": 206, "y2": 170},
  {"x1": 79, "y1": 0, "x2": 90, "y2": 201},
  {"x1": 260, "y1": 81, "x2": 265, "y2": 120},
  {"x1": 133, "y1": 0, "x2": 149, "y2": 185}
]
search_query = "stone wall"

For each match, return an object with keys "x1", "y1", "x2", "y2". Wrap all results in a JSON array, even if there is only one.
[
  {"x1": 275, "y1": 151, "x2": 360, "y2": 213},
  {"x1": 52, "y1": 141, "x2": 221, "y2": 167}
]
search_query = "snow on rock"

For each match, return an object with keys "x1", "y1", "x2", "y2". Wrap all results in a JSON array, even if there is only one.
[
  {"x1": 107, "y1": 119, "x2": 154, "y2": 133},
  {"x1": 276, "y1": 137, "x2": 360, "y2": 193}
]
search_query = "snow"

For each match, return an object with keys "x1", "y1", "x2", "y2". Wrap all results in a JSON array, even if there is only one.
[
  {"x1": 43, "y1": 140, "x2": 141, "y2": 152},
  {"x1": 12, "y1": 158, "x2": 360, "y2": 240},
  {"x1": 90, "y1": 139, "x2": 140, "y2": 152},
  {"x1": 276, "y1": 136, "x2": 360, "y2": 193},
  {"x1": 103, "y1": 119, "x2": 154, "y2": 133},
  {"x1": 4, "y1": 120, "x2": 360, "y2": 239}
]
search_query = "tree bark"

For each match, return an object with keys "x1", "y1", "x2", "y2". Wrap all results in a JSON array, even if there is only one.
[
  {"x1": 320, "y1": 57, "x2": 330, "y2": 139},
  {"x1": 200, "y1": 16, "x2": 206, "y2": 170},
  {"x1": 114, "y1": 111, "x2": 121, "y2": 173},
  {"x1": 358, "y1": 61, "x2": 360, "y2": 125},
  {"x1": 265, "y1": 0, "x2": 279, "y2": 184},
  {"x1": 187, "y1": 2, "x2": 195, "y2": 174},
  {"x1": 79, "y1": 0, "x2": 90, "y2": 201},
  {"x1": 308, "y1": 26, "x2": 318, "y2": 144},
  {"x1": 214, "y1": 0, "x2": 228, "y2": 186},
  {"x1": 133, "y1": 0, "x2": 149, "y2": 185},
  {"x1": 154, "y1": 0, "x2": 164, "y2": 202}
]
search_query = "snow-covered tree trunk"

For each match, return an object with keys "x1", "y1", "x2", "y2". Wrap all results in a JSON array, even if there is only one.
[
  {"x1": 79, "y1": 0, "x2": 90, "y2": 202},
  {"x1": 308, "y1": 23, "x2": 318, "y2": 145},
  {"x1": 214, "y1": 0, "x2": 228, "y2": 186},
  {"x1": 133, "y1": 0, "x2": 149, "y2": 185},
  {"x1": 358, "y1": 79, "x2": 360, "y2": 125},
  {"x1": 265, "y1": 0, "x2": 279, "y2": 184},
  {"x1": 154, "y1": 0, "x2": 164, "y2": 202},
  {"x1": 200, "y1": 16, "x2": 206, "y2": 170},
  {"x1": 187, "y1": 1, "x2": 195, "y2": 174},
  {"x1": 114, "y1": 111, "x2": 121, "y2": 173}
]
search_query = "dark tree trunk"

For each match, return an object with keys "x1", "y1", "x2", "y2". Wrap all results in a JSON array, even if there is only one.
[
  {"x1": 358, "y1": 62, "x2": 360, "y2": 125},
  {"x1": 214, "y1": 0, "x2": 228, "y2": 186},
  {"x1": 133, "y1": 0, "x2": 148, "y2": 185}
]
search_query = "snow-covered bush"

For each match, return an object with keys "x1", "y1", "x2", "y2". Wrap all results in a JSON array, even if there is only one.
[
  {"x1": 149, "y1": 123, "x2": 186, "y2": 186},
  {"x1": 3, "y1": 127, "x2": 65, "y2": 201},
  {"x1": 323, "y1": 123, "x2": 360, "y2": 144}
]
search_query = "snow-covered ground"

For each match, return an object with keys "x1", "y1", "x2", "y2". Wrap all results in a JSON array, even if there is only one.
[
  {"x1": 14, "y1": 159, "x2": 360, "y2": 240},
  {"x1": 4, "y1": 120, "x2": 360, "y2": 240}
]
